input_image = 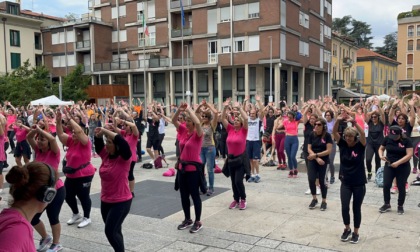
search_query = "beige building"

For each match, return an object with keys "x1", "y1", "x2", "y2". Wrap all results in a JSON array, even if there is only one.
[
  {"x1": 0, "y1": 1, "x2": 62, "y2": 75},
  {"x1": 330, "y1": 32, "x2": 358, "y2": 92},
  {"x1": 42, "y1": 0, "x2": 333, "y2": 106},
  {"x1": 397, "y1": 4, "x2": 420, "y2": 92}
]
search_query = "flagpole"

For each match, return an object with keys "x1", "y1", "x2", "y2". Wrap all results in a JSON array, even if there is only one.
[
  {"x1": 180, "y1": 0, "x2": 185, "y2": 103},
  {"x1": 143, "y1": 0, "x2": 147, "y2": 119}
]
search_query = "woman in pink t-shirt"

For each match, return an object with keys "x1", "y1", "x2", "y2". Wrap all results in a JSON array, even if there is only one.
[
  {"x1": 172, "y1": 103, "x2": 204, "y2": 233},
  {"x1": 56, "y1": 110, "x2": 96, "y2": 229},
  {"x1": 0, "y1": 115, "x2": 6, "y2": 194},
  {"x1": 221, "y1": 101, "x2": 249, "y2": 210},
  {"x1": 283, "y1": 111, "x2": 302, "y2": 178},
  {"x1": 10, "y1": 118, "x2": 32, "y2": 167},
  {"x1": 114, "y1": 118, "x2": 139, "y2": 197},
  {"x1": 6, "y1": 107, "x2": 17, "y2": 152},
  {"x1": 27, "y1": 125, "x2": 65, "y2": 251},
  {"x1": 94, "y1": 126, "x2": 132, "y2": 251},
  {"x1": 0, "y1": 162, "x2": 58, "y2": 252}
]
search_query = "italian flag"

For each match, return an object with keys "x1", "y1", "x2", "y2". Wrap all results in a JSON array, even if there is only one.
[{"x1": 142, "y1": 13, "x2": 149, "y2": 37}]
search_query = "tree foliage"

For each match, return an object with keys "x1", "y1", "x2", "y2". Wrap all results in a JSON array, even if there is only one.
[
  {"x1": 61, "y1": 64, "x2": 90, "y2": 102},
  {"x1": 332, "y1": 15, "x2": 373, "y2": 49},
  {"x1": 0, "y1": 61, "x2": 56, "y2": 106},
  {"x1": 64, "y1": 12, "x2": 79, "y2": 20},
  {"x1": 375, "y1": 32, "x2": 397, "y2": 60}
]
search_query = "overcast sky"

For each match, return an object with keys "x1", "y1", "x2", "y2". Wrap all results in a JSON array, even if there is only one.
[{"x1": 22, "y1": 0, "x2": 419, "y2": 48}]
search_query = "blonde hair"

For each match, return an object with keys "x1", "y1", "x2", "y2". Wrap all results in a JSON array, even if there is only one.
[
  {"x1": 235, "y1": 115, "x2": 244, "y2": 126},
  {"x1": 344, "y1": 127, "x2": 358, "y2": 138}
]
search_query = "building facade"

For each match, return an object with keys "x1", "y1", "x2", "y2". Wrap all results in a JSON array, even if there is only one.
[
  {"x1": 397, "y1": 5, "x2": 420, "y2": 92},
  {"x1": 43, "y1": 0, "x2": 333, "y2": 107},
  {"x1": 330, "y1": 32, "x2": 358, "y2": 91},
  {"x1": 0, "y1": 1, "x2": 62, "y2": 75},
  {"x1": 356, "y1": 48, "x2": 399, "y2": 96}
]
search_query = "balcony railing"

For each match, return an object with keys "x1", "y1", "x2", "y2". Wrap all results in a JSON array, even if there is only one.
[
  {"x1": 342, "y1": 57, "x2": 353, "y2": 67},
  {"x1": 93, "y1": 58, "x2": 170, "y2": 71},
  {"x1": 332, "y1": 79, "x2": 344, "y2": 87},
  {"x1": 149, "y1": 58, "x2": 170, "y2": 68},
  {"x1": 84, "y1": 65, "x2": 91, "y2": 72},
  {"x1": 171, "y1": 28, "x2": 192, "y2": 38},
  {"x1": 170, "y1": 0, "x2": 191, "y2": 9},
  {"x1": 208, "y1": 54, "x2": 217, "y2": 64},
  {"x1": 76, "y1": 40, "x2": 91, "y2": 49},
  {"x1": 172, "y1": 58, "x2": 192, "y2": 66}
]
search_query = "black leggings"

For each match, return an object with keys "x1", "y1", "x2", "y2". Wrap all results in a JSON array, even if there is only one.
[
  {"x1": 340, "y1": 184, "x2": 365, "y2": 229},
  {"x1": 158, "y1": 133, "x2": 165, "y2": 155},
  {"x1": 308, "y1": 160, "x2": 328, "y2": 198},
  {"x1": 7, "y1": 131, "x2": 15, "y2": 150},
  {"x1": 366, "y1": 143, "x2": 381, "y2": 173},
  {"x1": 383, "y1": 164, "x2": 410, "y2": 206},
  {"x1": 128, "y1": 161, "x2": 135, "y2": 181},
  {"x1": 179, "y1": 171, "x2": 202, "y2": 221},
  {"x1": 32, "y1": 186, "x2": 66, "y2": 226},
  {"x1": 229, "y1": 165, "x2": 246, "y2": 201},
  {"x1": 136, "y1": 138, "x2": 142, "y2": 160},
  {"x1": 64, "y1": 175, "x2": 94, "y2": 218},
  {"x1": 101, "y1": 199, "x2": 132, "y2": 252}
]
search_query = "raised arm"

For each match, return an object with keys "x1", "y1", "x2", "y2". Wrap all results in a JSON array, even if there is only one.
[
  {"x1": 332, "y1": 115, "x2": 342, "y2": 143},
  {"x1": 186, "y1": 106, "x2": 202, "y2": 137},
  {"x1": 55, "y1": 110, "x2": 68, "y2": 146}
]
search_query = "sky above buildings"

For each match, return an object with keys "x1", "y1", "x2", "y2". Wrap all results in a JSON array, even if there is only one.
[{"x1": 21, "y1": 0, "x2": 419, "y2": 48}]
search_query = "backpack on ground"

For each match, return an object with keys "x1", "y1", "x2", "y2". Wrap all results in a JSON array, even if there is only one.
[
  {"x1": 375, "y1": 166, "x2": 384, "y2": 188},
  {"x1": 142, "y1": 163, "x2": 153, "y2": 169},
  {"x1": 154, "y1": 156, "x2": 163, "y2": 168}
]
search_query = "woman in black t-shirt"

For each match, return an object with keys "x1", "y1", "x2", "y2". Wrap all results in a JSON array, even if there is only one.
[
  {"x1": 332, "y1": 115, "x2": 366, "y2": 244},
  {"x1": 307, "y1": 118, "x2": 332, "y2": 211},
  {"x1": 365, "y1": 109, "x2": 385, "y2": 180},
  {"x1": 378, "y1": 125, "x2": 413, "y2": 215}
]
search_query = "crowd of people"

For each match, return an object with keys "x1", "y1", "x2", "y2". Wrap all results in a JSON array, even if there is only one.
[{"x1": 0, "y1": 93, "x2": 419, "y2": 250}]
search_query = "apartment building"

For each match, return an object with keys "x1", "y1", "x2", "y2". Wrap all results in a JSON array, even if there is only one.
[
  {"x1": 0, "y1": 1, "x2": 62, "y2": 75},
  {"x1": 330, "y1": 32, "x2": 358, "y2": 91},
  {"x1": 43, "y1": 0, "x2": 333, "y2": 106},
  {"x1": 397, "y1": 5, "x2": 420, "y2": 93},
  {"x1": 356, "y1": 48, "x2": 399, "y2": 96}
]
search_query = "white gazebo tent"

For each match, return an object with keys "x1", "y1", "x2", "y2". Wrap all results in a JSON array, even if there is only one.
[{"x1": 30, "y1": 95, "x2": 74, "y2": 106}]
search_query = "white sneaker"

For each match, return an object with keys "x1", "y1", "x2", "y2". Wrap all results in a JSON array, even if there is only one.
[
  {"x1": 316, "y1": 186, "x2": 321, "y2": 195},
  {"x1": 0, "y1": 189, "x2": 3, "y2": 194},
  {"x1": 67, "y1": 213, "x2": 82, "y2": 225},
  {"x1": 77, "y1": 217, "x2": 91, "y2": 228},
  {"x1": 305, "y1": 188, "x2": 311, "y2": 195}
]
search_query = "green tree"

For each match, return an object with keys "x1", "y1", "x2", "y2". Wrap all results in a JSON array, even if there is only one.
[
  {"x1": 375, "y1": 31, "x2": 397, "y2": 60},
  {"x1": 61, "y1": 64, "x2": 90, "y2": 102},
  {"x1": 332, "y1": 15, "x2": 352, "y2": 35},
  {"x1": 0, "y1": 61, "x2": 55, "y2": 106},
  {"x1": 64, "y1": 13, "x2": 79, "y2": 20},
  {"x1": 332, "y1": 15, "x2": 373, "y2": 49}
]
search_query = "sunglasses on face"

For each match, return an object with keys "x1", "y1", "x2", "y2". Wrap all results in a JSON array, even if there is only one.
[
  {"x1": 371, "y1": 116, "x2": 378, "y2": 119},
  {"x1": 202, "y1": 115, "x2": 208, "y2": 118},
  {"x1": 315, "y1": 123, "x2": 323, "y2": 126}
]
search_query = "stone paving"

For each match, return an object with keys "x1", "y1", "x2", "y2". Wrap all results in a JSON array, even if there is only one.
[{"x1": 1, "y1": 124, "x2": 420, "y2": 251}]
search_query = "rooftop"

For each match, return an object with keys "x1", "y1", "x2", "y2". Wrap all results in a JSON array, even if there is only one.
[{"x1": 357, "y1": 48, "x2": 400, "y2": 65}]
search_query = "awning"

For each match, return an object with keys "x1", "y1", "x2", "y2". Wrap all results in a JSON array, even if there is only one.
[
  {"x1": 131, "y1": 49, "x2": 161, "y2": 54},
  {"x1": 30, "y1": 95, "x2": 74, "y2": 106},
  {"x1": 336, "y1": 88, "x2": 367, "y2": 99}
]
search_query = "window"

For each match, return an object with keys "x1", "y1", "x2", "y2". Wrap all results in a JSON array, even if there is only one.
[
  {"x1": 197, "y1": 71, "x2": 208, "y2": 92},
  {"x1": 324, "y1": 25, "x2": 331, "y2": 38},
  {"x1": 235, "y1": 38, "x2": 245, "y2": 52},
  {"x1": 408, "y1": 40, "x2": 414, "y2": 51},
  {"x1": 220, "y1": 7, "x2": 230, "y2": 22},
  {"x1": 248, "y1": 35, "x2": 259, "y2": 51},
  {"x1": 325, "y1": 0, "x2": 332, "y2": 15},
  {"x1": 148, "y1": 26, "x2": 156, "y2": 46},
  {"x1": 207, "y1": 9, "x2": 217, "y2": 33},
  {"x1": 280, "y1": 33, "x2": 286, "y2": 60},
  {"x1": 320, "y1": 48, "x2": 324, "y2": 68},
  {"x1": 208, "y1": 40, "x2": 217, "y2": 64},
  {"x1": 10, "y1": 30, "x2": 20, "y2": 47},
  {"x1": 138, "y1": 32, "x2": 145, "y2": 47},
  {"x1": 220, "y1": 38, "x2": 231, "y2": 53},
  {"x1": 407, "y1": 54, "x2": 413, "y2": 65},
  {"x1": 333, "y1": 43, "x2": 337, "y2": 56},
  {"x1": 10, "y1": 53, "x2": 21, "y2": 69},
  {"x1": 112, "y1": 30, "x2": 127, "y2": 43},
  {"x1": 408, "y1": 25, "x2": 414, "y2": 37},
  {"x1": 320, "y1": 23, "x2": 324, "y2": 43},
  {"x1": 7, "y1": 4, "x2": 18, "y2": 15},
  {"x1": 417, "y1": 39, "x2": 420, "y2": 50},
  {"x1": 407, "y1": 68, "x2": 413, "y2": 79},
  {"x1": 147, "y1": 0, "x2": 155, "y2": 20},
  {"x1": 35, "y1": 54, "x2": 42, "y2": 67},
  {"x1": 137, "y1": 10, "x2": 143, "y2": 22},
  {"x1": 248, "y1": 2, "x2": 259, "y2": 18},
  {"x1": 237, "y1": 68, "x2": 245, "y2": 91},
  {"x1": 299, "y1": 41, "x2": 309, "y2": 56},
  {"x1": 234, "y1": 4, "x2": 246, "y2": 21},
  {"x1": 417, "y1": 25, "x2": 420, "y2": 36},
  {"x1": 111, "y1": 5, "x2": 126, "y2": 19},
  {"x1": 299, "y1": 12, "x2": 309, "y2": 28},
  {"x1": 324, "y1": 50, "x2": 331, "y2": 62},
  {"x1": 280, "y1": 0, "x2": 286, "y2": 26},
  {"x1": 34, "y1": 33, "x2": 42, "y2": 50},
  {"x1": 320, "y1": 0, "x2": 324, "y2": 17}
]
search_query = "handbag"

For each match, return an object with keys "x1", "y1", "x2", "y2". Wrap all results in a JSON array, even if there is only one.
[
  {"x1": 63, "y1": 162, "x2": 90, "y2": 174},
  {"x1": 227, "y1": 154, "x2": 242, "y2": 168}
]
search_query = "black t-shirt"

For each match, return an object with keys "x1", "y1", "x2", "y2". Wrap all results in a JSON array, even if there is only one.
[
  {"x1": 337, "y1": 138, "x2": 367, "y2": 186},
  {"x1": 390, "y1": 120, "x2": 413, "y2": 137},
  {"x1": 303, "y1": 121, "x2": 314, "y2": 153},
  {"x1": 265, "y1": 115, "x2": 276, "y2": 134},
  {"x1": 367, "y1": 120, "x2": 384, "y2": 145},
  {"x1": 308, "y1": 132, "x2": 333, "y2": 163},
  {"x1": 147, "y1": 117, "x2": 160, "y2": 139},
  {"x1": 381, "y1": 136, "x2": 413, "y2": 164}
]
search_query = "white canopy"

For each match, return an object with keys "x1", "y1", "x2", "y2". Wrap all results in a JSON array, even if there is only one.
[
  {"x1": 378, "y1": 94, "x2": 391, "y2": 101},
  {"x1": 30, "y1": 95, "x2": 74, "y2": 106}
]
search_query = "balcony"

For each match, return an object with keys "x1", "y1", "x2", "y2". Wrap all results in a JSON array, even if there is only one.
[
  {"x1": 332, "y1": 79, "x2": 344, "y2": 87},
  {"x1": 384, "y1": 80, "x2": 394, "y2": 87},
  {"x1": 208, "y1": 53, "x2": 217, "y2": 64},
  {"x1": 172, "y1": 58, "x2": 192, "y2": 66},
  {"x1": 170, "y1": 0, "x2": 191, "y2": 9},
  {"x1": 149, "y1": 58, "x2": 170, "y2": 68},
  {"x1": 171, "y1": 28, "x2": 192, "y2": 38},
  {"x1": 94, "y1": 60, "x2": 148, "y2": 72},
  {"x1": 342, "y1": 57, "x2": 353, "y2": 68},
  {"x1": 76, "y1": 40, "x2": 91, "y2": 50},
  {"x1": 83, "y1": 65, "x2": 91, "y2": 73}
]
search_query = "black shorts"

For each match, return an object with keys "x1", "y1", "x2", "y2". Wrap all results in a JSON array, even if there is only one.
[
  {"x1": 0, "y1": 161, "x2": 5, "y2": 173},
  {"x1": 146, "y1": 136, "x2": 160, "y2": 150},
  {"x1": 14, "y1": 140, "x2": 32, "y2": 158}
]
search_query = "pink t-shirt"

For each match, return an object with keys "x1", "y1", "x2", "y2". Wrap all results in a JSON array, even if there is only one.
[
  {"x1": 283, "y1": 119, "x2": 299, "y2": 135},
  {"x1": 0, "y1": 135, "x2": 5, "y2": 162},
  {"x1": 47, "y1": 118, "x2": 56, "y2": 134},
  {"x1": 226, "y1": 124, "x2": 248, "y2": 156},
  {"x1": 0, "y1": 208, "x2": 36, "y2": 252},
  {"x1": 65, "y1": 135, "x2": 96, "y2": 178},
  {"x1": 355, "y1": 113, "x2": 365, "y2": 129},
  {"x1": 34, "y1": 147, "x2": 64, "y2": 190},
  {"x1": 178, "y1": 124, "x2": 203, "y2": 172},
  {"x1": 6, "y1": 114, "x2": 16, "y2": 131},
  {"x1": 121, "y1": 130, "x2": 139, "y2": 162},
  {"x1": 98, "y1": 148, "x2": 132, "y2": 203},
  {"x1": 13, "y1": 126, "x2": 28, "y2": 142}
]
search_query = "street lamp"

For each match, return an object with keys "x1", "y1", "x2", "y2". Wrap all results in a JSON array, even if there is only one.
[
  {"x1": 185, "y1": 45, "x2": 191, "y2": 104},
  {"x1": 326, "y1": 51, "x2": 331, "y2": 96},
  {"x1": 2, "y1": 17, "x2": 7, "y2": 74},
  {"x1": 269, "y1": 36, "x2": 273, "y2": 103}
]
